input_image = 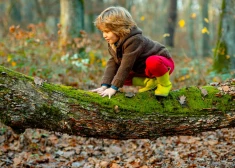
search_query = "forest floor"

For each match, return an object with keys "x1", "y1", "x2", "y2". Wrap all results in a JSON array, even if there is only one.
[{"x1": 0, "y1": 122, "x2": 235, "y2": 168}]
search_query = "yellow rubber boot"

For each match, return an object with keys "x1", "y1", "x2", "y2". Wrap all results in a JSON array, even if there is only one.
[
  {"x1": 132, "y1": 77, "x2": 157, "y2": 92},
  {"x1": 155, "y1": 71, "x2": 172, "y2": 97}
]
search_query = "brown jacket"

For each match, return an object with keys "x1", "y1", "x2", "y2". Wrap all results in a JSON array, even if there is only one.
[{"x1": 101, "y1": 26, "x2": 171, "y2": 88}]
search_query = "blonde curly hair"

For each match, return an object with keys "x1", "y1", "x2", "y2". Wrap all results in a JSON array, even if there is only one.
[{"x1": 94, "y1": 6, "x2": 137, "y2": 37}]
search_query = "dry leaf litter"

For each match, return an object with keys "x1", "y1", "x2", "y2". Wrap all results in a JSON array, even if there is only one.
[{"x1": 0, "y1": 122, "x2": 235, "y2": 168}]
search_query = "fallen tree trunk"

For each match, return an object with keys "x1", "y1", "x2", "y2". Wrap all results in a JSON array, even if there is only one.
[{"x1": 0, "y1": 65, "x2": 235, "y2": 139}]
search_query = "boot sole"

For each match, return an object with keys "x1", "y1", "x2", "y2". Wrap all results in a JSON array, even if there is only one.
[
  {"x1": 139, "y1": 86, "x2": 157, "y2": 93},
  {"x1": 155, "y1": 94, "x2": 168, "y2": 97}
]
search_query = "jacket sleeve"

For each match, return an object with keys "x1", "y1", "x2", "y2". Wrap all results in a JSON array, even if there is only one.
[
  {"x1": 111, "y1": 37, "x2": 143, "y2": 88},
  {"x1": 101, "y1": 57, "x2": 119, "y2": 85}
]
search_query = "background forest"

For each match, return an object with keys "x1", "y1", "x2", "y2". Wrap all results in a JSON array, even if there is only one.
[
  {"x1": 0, "y1": 0, "x2": 234, "y2": 90},
  {"x1": 0, "y1": 0, "x2": 235, "y2": 167}
]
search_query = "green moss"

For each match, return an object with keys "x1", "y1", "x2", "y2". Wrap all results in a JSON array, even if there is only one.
[
  {"x1": 213, "y1": 0, "x2": 230, "y2": 73},
  {"x1": 36, "y1": 104, "x2": 64, "y2": 121},
  {"x1": 43, "y1": 81, "x2": 233, "y2": 119},
  {"x1": 0, "y1": 66, "x2": 33, "y2": 82},
  {"x1": 29, "y1": 104, "x2": 65, "y2": 130},
  {"x1": 213, "y1": 41, "x2": 229, "y2": 72},
  {"x1": 43, "y1": 83, "x2": 230, "y2": 119},
  {"x1": 0, "y1": 111, "x2": 11, "y2": 125}
]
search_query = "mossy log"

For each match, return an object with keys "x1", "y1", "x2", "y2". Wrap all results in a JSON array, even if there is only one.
[{"x1": 0, "y1": 66, "x2": 235, "y2": 139}]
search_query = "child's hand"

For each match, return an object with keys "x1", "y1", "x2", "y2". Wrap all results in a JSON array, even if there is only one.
[
  {"x1": 100, "y1": 88, "x2": 116, "y2": 99},
  {"x1": 91, "y1": 86, "x2": 107, "y2": 94}
]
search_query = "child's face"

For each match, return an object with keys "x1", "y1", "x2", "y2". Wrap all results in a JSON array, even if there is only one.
[{"x1": 102, "y1": 29, "x2": 119, "y2": 44}]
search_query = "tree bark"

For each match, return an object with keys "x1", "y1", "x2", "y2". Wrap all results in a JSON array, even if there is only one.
[
  {"x1": 187, "y1": 0, "x2": 197, "y2": 57},
  {"x1": 201, "y1": 0, "x2": 210, "y2": 57},
  {"x1": 59, "y1": 0, "x2": 84, "y2": 48},
  {"x1": 213, "y1": 0, "x2": 235, "y2": 72},
  {"x1": 0, "y1": 66, "x2": 235, "y2": 140},
  {"x1": 7, "y1": 0, "x2": 22, "y2": 24},
  {"x1": 165, "y1": 0, "x2": 177, "y2": 47}
]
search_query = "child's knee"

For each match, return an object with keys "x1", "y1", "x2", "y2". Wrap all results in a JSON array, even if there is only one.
[
  {"x1": 146, "y1": 56, "x2": 163, "y2": 70},
  {"x1": 145, "y1": 56, "x2": 169, "y2": 77}
]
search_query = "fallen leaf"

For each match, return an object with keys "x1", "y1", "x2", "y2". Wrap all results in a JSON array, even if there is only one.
[
  {"x1": 222, "y1": 86, "x2": 229, "y2": 92},
  {"x1": 109, "y1": 145, "x2": 122, "y2": 154},
  {"x1": 200, "y1": 88, "x2": 208, "y2": 96},
  {"x1": 130, "y1": 160, "x2": 141, "y2": 167},
  {"x1": 210, "y1": 82, "x2": 219, "y2": 86},
  {"x1": 13, "y1": 157, "x2": 22, "y2": 167},
  {"x1": 63, "y1": 150, "x2": 75, "y2": 158},
  {"x1": 215, "y1": 92, "x2": 223, "y2": 97},
  {"x1": 140, "y1": 166, "x2": 149, "y2": 168},
  {"x1": 208, "y1": 140, "x2": 218, "y2": 146},
  {"x1": 111, "y1": 163, "x2": 121, "y2": 168},
  {"x1": 72, "y1": 161, "x2": 86, "y2": 167},
  {"x1": 125, "y1": 92, "x2": 135, "y2": 98},
  {"x1": 48, "y1": 135, "x2": 58, "y2": 145},
  {"x1": 180, "y1": 136, "x2": 199, "y2": 144},
  {"x1": 179, "y1": 95, "x2": 186, "y2": 105},
  {"x1": 231, "y1": 79, "x2": 235, "y2": 84},
  {"x1": 100, "y1": 161, "x2": 109, "y2": 167},
  {"x1": 34, "y1": 76, "x2": 45, "y2": 86},
  {"x1": 1, "y1": 144, "x2": 9, "y2": 152},
  {"x1": 35, "y1": 158, "x2": 49, "y2": 164},
  {"x1": 114, "y1": 105, "x2": 120, "y2": 113}
]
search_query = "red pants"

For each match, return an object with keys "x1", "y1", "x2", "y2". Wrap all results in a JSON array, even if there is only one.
[{"x1": 124, "y1": 55, "x2": 175, "y2": 85}]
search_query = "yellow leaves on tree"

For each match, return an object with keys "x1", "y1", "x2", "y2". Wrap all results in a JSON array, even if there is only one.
[
  {"x1": 140, "y1": 16, "x2": 145, "y2": 21},
  {"x1": 89, "y1": 52, "x2": 96, "y2": 65},
  {"x1": 179, "y1": 17, "x2": 210, "y2": 35},
  {"x1": 204, "y1": 18, "x2": 209, "y2": 23},
  {"x1": 191, "y1": 13, "x2": 197, "y2": 19},
  {"x1": 226, "y1": 55, "x2": 230, "y2": 59},
  {"x1": 101, "y1": 58, "x2": 107, "y2": 67},
  {"x1": 201, "y1": 27, "x2": 209, "y2": 34},
  {"x1": 7, "y1": 56, "x2": 17, "y2": 67},
  {"x1": 11, "y1": 62, "x2": 17, "y2": 67},
  {"x1": 202, "y1": 18, "x2": 209, "y2": 34},
  {"x1": 163, "y1": 33, "x2": 170, "y2": 38},
  {"x1": 178, "y1": 19, "x2": 185, "y2": 28},
  {"x1": 89, "y1": 51, "x2": 106, "y2": 67}
]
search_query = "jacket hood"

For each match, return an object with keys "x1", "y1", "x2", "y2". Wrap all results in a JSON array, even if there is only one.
[{"x1": 116, "y1": 26, "x2": 142, "y2": 48}]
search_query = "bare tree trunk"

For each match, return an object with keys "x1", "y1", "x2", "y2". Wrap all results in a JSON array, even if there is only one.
[
  {"x1": 7, "y1": 0, "x2": 22, "y2": 25},
  {"x1": 201, "y1": 0, "x2": 210, "y2": 57},
  {"x1": 0, "y1": 66, "x2": 235, "y2": 139},
  {"x1": 165, "y1": 0, "x2": 177, "y2": 47},
  {"x1": 85, "y1": 0, "x2": 104, "y2": 34},
  {"x1": 59, "y1": 0, "x2": 84, "y2": 48},
  {"x1": 115, "y1": 0, "x2": 133, "y2": 11},
  {"x1": 85, "y1": 0, "x2": 95, "y2": 33},
  {"x1": 213, "y1": 0, "x2": 235, "y2": 72},
  {"x1": 187, "y1": 0, "x2": 197, "y2": 57},
  {"x1": 126, "y1": 0, "x2": 134, "y2": 12},
  {"x1": 20, "y1": 0, "x2": 35, "y2": 23},
  {"x1": 153, "y1": 0, "x2": 169, "y2": 39}
]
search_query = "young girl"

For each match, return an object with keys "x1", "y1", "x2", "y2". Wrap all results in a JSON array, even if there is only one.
[{"x1": 91, "y1": 6, "x2": 175, "y2": 99}]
